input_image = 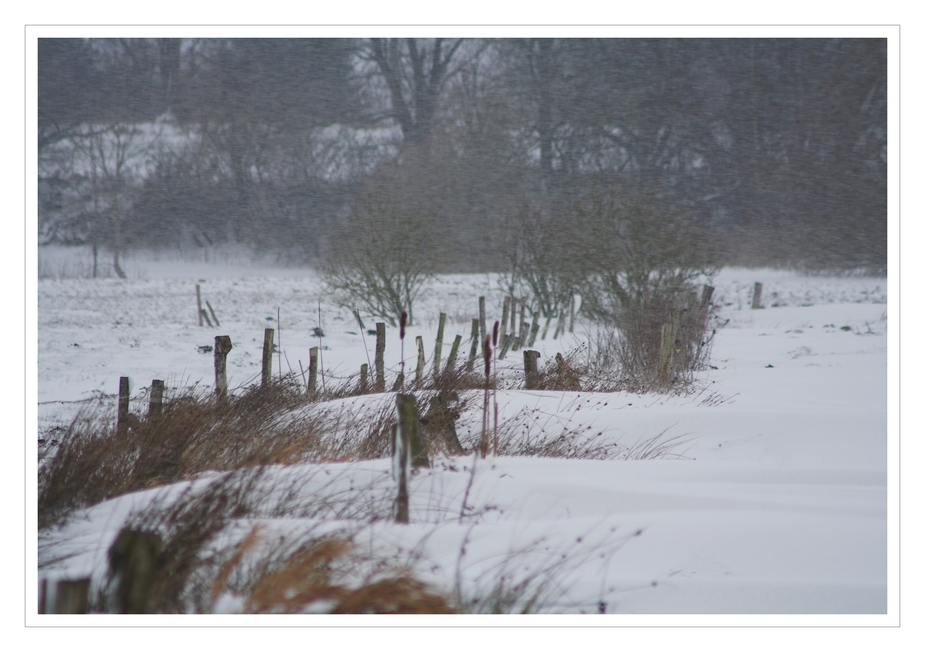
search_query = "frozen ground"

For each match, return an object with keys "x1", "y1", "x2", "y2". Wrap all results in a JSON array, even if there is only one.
[{"x1": 31, "y1": 245, "x2": 893, "y2": 622}]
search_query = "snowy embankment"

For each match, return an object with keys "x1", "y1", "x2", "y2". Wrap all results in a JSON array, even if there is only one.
[{"x1": 33, "y1": 248, "x2": 889, "y2": 618}]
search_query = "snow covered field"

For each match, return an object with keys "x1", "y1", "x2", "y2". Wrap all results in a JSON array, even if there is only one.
[{"x1": 30, "y1": 246, "x2": 894, "y2": 623}]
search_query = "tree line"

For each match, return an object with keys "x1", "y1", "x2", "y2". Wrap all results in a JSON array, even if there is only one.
[{"x1": 38, "y1": 37, "x2": 887, "y2": 278}]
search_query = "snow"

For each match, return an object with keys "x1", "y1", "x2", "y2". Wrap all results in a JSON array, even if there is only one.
[{"x1": 31, "y1": 246, "x2": 894, "y2": 624}]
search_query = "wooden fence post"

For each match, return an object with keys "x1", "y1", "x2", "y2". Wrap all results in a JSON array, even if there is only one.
[
  {"x1": 541, "y1": 313, "x2": 553, "y2": 340},
  {"x1": 397, "y1": 394, "x2": 429, "y2": 468},
  {"x1": 569, "y1": 295, "x2": 576, "y2": 333},
  {"x1": 392, "y1": 419, "x2": 409, "y2": 524},
  {"x1": 214, "y1": 336, "x2": 232, "y2": 399},
  {"x1": 499, "y1": 297, "x2": 510, "y2": 348},
  {"x1": 108, "y1": 528, "x2": 164, "y2": 614},
  {"x1": 148, "y1": 379, "x2": 165, "y2": 419},
  {"x1": 498, "y1": 333, "x2": 512, "y2": 360},
  {"x1": 466, "y1": 318, "x2": 479, "y2": 372},
  {"x1": 528, "y1": 320, "x2": 540, "y2": 347},
  {"x1": 512, "y1": 298, "x2": 527, "y2": 351},
  {"x1": 701, "y1": 285, "x2": 714, "y2": 311},
  {"x1": 432, "y1": 313, "x2": 446, "y2": 380},
  {"x1": 444, "y1": 334, "x2": 462, "y2": 376},
  {"x1": 375, "y1": 323, "x2": 386, "y2": 392},
  {"x1": 415, "y1": 336, "x2": 425, "y2": 387},
  {"x1": 117, "y1": 376, "x2": 130, "y2": 434},
  {"x1": 523, "y1": 350, "x2": 541, "y2": 389},
  {"x1": 360, "y1": 363, "x2": 368, "y2": 394},
  {"x1": 261, "y1": 329, "x2": 274, "y2": 386},
  {"x1": 206, "y1": 301, "x2": 220, "y2": 327},
  {"x1": 553, "y1": 309, "x2": 567, "y2": 339},
  {"x1": 307, "y1": 347, "x2": 319, "y2": 398},
  {"x1": 752, "y1": 282, "x2": 763, "y2": 310},
  {"x1": 196, "y1": 284, "x2": 203, "y2": 327},
  {"x1": 53, "y1": 578, "x2": 90, "y2": 614},
  {"x1": 478, "y1": 296, "x2": 487, "y2": 356},
  {"x1": 393, "y1": 395, "x2": 429, "y2": 524}
]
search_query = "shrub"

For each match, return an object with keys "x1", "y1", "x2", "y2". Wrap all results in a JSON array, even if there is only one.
[{"x1": 319, "y1": 171, "x2": 440, "y2": 327}]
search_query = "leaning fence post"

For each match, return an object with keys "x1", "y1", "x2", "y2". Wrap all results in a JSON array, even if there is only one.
[
  {"x1": 751, "y1": 282, "x2": 763, "y2": 310},
  {"x1": 523, "y1": 350, "x2": 541, "y2": 389},
  {"x1": 148, "y1": 379, "x2": 165, "y2": 419},
  {"x1": 117, "y1": 376, "x2": 130, "y2": 434},
  {"x1": 375, "y1": 323, "x2": 386, "y2": 392},
  {"x1": 307, "y1": 347, "x2": 319, "y2": 398},
  {"x1": 261, "y1": 329, "x2": 274, "y2": 386},
  {"x1": 196, "y1": 284, "x2": 203, "y2": 327},
  {"x1": 444, "y1": 334, "x2": 462, "y2": 377},
  {"x1": 213, "y1": 336, "x2": 232, "y2": 399},
  {"x1": 498, "y1": 333, "x2": 512, "y2": 360},
  {"x1": 53, "y1": 578, "x2": 90, "y2": 614},
  {"x1": 432, "y1": 313, "x2": 446, "y2": 380},
  {"x1": 466, "y1": 318, "x2": 479, "y2": 372}
]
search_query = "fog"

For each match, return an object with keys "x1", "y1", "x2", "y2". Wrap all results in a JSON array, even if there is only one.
[{"x1": 38, "y1": 38, "x2": 887, "y2": 277}]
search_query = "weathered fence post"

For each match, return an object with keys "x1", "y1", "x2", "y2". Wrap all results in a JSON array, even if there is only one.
[
  {"x1": 444, "y1": 334, "x2": 462, "y2": 377},
  {"x1": 478, "y1": 296, "x2": 487, "y2": 356},
  {"x1": 213, "y1": 336, "x2": 232, "y2": 399},
  {"x1": 261, "y1": 329, "x2": 274, "y2": 386},
  {"x1": 206, "y1": 301, "x2": 220, "y2": 327},
  {"x1": 393, "y1": 394, "x2": 430, "y2": 524},
  {"x1": 553, "y1": 309, "x2": 567, "y2": 339},
  {"x1": 541, "y1": 313, "x2": 553, "y2": 340},
  {"x1": 148, "y1": 379, "x2": 165, "y2": 419},
  {"x1": 397, "y1": 394, "x2": 429, "y2": 468},
  {"x1": 466, "y1": 318, "x2": 479, "y2": 372},
  {"x1": 569, "y1": 295, "x2": 576, "y2": 333},
  {"x1": 512, "y1": 298, "x2": 527, "y2": 351},
  {"x1": 196, "y1": 284, "x2": 203, "y2": 327},
  {"x1": 432, "y1": 313, "x2": 446, "y2": 380},
  {"x1": 498, "y1": 333, "x2": 512, "y2": 360},
  {"x1": 392, "y1": 418, "x2": 410, "y2": 524},
  {"x1": 117, "y1": 376, "x2": 130, "y2": 434},
  {"x1": 499, "y1": 297, "x2": 510, "y2": 348},
  {"x1": 375, "y1": 323, "x2": 386, "y2": 392},
  {"x1": 415, "y1": 336, "x2": 425, "y2": 387},
  {"x1": 523, "y1": 350, "x2": 541, "y2": 389},
  {"x1": 360, "y1": 363, "x2": 368, "y2": 394},
  {"x1": 108, "y1": 528, "x2": 164, "y2": 614},
  {"x1": 307, "y1": 346, "x2": 319, "y2": 398},
  {"x1": 752, "y1": 282, "x2": 763, "y2": 310},
  {"x1": 53, "y1": 578, "x2": 90, "y2": 614},
  {"x1": 528, "y1": 320, "x2": 540, "y2": 347},
  {"x1": 700, "y1": 285, "x2": 715, "y2": 312}
]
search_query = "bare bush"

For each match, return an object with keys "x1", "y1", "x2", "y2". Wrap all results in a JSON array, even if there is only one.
[{"x1": 319, "y1": 166, "x2": 441, "y2": 327}]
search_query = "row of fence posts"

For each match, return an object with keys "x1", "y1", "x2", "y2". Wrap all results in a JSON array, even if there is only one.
[{"x1": 58, "y1": 285, "x2": 755, "y2": 607}]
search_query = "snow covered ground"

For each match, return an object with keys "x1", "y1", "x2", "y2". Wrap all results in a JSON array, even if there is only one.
[{"x1": 30, "y1": 246, "x2": 895, "y2": 624}]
